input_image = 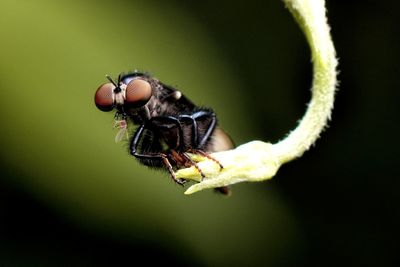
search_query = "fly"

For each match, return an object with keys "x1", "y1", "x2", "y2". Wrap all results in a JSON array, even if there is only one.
[{"x1": 94, "y1": 71, "x2": 234, "y2": 194}]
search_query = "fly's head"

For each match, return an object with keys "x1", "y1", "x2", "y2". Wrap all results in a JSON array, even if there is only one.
[
  {"x1": 95, "y1": 72, "x2": 192, "y2": 122},
  {"x1": 94, "y1": 72, "x2": 154, "y2": 141},
  {"x1": 95, "y1": 73, "x2": 153, "y2": 116}
]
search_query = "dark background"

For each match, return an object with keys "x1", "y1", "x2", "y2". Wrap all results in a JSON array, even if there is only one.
[{"x1": 1, "y1": 0, "x2": 398, "y2": 266}]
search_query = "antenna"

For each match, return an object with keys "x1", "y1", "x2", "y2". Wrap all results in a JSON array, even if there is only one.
[
  {"x1": 106, "y1": 74, "x2": 122, "y2": 93},
  {"x1": 105, "y1": 75, "x2": 117, "y2": 87}
]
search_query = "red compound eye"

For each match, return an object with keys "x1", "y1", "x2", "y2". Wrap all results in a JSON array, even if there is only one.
[
  {"x1": 94, "y1": 83, "x2": 115, "y2": 111},
  {"x1": 125, "y1": 79, "x2": 152, "y2": 108}
]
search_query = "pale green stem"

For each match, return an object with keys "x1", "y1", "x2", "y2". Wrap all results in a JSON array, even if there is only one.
[
  {"x1": 176, "y1": 0, "x2": 338, "y2": 195},
  {"x1": 274, "y1": 0, "x2": 338, "y2": 164}
]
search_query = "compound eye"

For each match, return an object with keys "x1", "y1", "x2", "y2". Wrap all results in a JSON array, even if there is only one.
[
  {"x1": 125, "y1": 79, "x2": 152, "y2": 108},
  {"x1": 94, "y1": 83, "x2": 115, "y2": 111}
]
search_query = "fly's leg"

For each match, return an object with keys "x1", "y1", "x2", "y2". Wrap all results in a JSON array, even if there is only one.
[
  {"x1": 130, "y1": 124, "x2": 186, "y2": 185},
  {"x1": 169, "y1": 150, "x2": 205, "y2": 180},
  {"x1": 160, "y1": 154, "x2": 186, "y2": 185},
  {"x1": 181, "y1": 152, "x2": 206, "y2": 180},
  {"x1": 178, "y1": 111, "x2": 217, "y2": 149},
  {"x1": 188, "y1": 148, "x2": 224, "y2": 170},
  {"x1": 132, "y1": 150, "x2": 186, "y2": 186}
]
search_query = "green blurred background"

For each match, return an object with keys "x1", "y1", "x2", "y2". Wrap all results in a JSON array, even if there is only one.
[{"x1": 1, "y1": 0, "x2": 398, "y2": 266}]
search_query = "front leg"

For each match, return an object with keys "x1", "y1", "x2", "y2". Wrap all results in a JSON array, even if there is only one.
[
  {"x1": 130, "y1": 123, "x2": 186, "y2": 185},
  {"x1": 187, "y1": 148, "x2": 224, "y2": 170}
]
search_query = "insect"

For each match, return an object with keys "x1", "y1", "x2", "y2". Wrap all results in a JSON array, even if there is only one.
[{"x1": 94, "y1": 71, "x2": 234, "y2": 194}]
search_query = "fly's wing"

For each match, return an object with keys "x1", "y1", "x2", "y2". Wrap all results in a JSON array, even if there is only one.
[
  {"x1": 114, "y1": 119, "x2": 129, "y2": 143},
  {"x1": 115, "y1": 127, "x2": 129, "y2": 143}
]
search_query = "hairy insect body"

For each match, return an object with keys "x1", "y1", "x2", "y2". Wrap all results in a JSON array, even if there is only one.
[{"x1": 95, "y1": 72, "x2": 233, "y2": 194}]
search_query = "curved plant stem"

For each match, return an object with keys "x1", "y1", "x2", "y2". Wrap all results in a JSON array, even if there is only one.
[
  {"x1": 274, "y1": 0, "x2": 338, "y2": 164},
  {"x1": 176, "y1": 0, "x2": 338, "y2": 195}
]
